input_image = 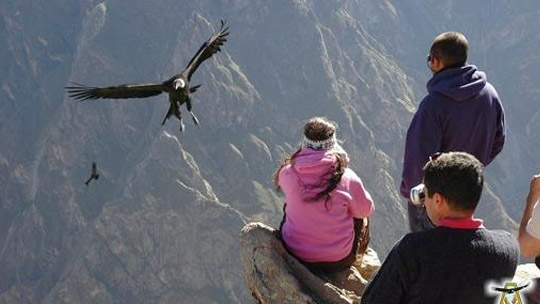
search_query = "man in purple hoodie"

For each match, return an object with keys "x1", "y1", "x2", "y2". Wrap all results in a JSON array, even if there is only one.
[{"x1": 401, "y1": 32, "x2": 505, "y2": 232}]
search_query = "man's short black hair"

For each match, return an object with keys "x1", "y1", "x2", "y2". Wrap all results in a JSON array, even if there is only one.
[
  {"x1": 430, "y1": 32, "x2": 468, "y2": 68},
  {"x1": 423, "y1": 152, "x2": 483, "y2": 212}
]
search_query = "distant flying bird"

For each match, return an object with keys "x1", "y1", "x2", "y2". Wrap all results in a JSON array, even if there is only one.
[
  {"x1": 85, "y1": 162, "x2": 99, "y2": 186},
  {"x1": 66, "y1": 20, "x2": 229, "y2": 133}
]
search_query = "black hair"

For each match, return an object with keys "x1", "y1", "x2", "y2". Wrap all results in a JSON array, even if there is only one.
[{"x1": 423, "y1": 152, "x2": 483, "y2": 212}]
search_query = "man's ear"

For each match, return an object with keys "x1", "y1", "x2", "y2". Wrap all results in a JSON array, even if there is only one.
[
  {"x1": 432, "y1": 192, "x2": 444, "y2": 206},
  {"x1": 432, "y1": 56, "x2": 445, "y2": 72},
  {"x1": 433, "y1": 192, "x2": 452, "y2": 213}
]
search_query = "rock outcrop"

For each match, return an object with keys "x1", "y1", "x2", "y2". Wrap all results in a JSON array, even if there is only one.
[{"x1": 240, "y1": 222, "x2": 380, "y2": 304}]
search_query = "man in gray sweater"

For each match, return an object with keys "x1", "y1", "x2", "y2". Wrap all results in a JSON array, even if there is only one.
[{"x1": 362, "y1": 152, "x2": 518, "y2": 304}]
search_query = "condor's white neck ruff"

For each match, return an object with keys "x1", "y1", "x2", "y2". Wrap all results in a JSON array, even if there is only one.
[{"x1": 174, "y1": 79, "x2": 186, "y2": 89}]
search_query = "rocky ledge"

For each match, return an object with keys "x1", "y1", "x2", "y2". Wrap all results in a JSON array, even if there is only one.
[{"x1": 239, "y1": 222, "x2": 381, "y2": 304}]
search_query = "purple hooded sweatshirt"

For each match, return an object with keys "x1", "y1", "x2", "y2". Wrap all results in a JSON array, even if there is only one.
[{"x1": 400, "y1": 65, "x2": 505, "y2": 198}]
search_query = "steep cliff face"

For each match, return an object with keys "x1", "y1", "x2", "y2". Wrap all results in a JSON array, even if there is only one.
[{"x1": 0, "y1": 0, "x2": 538, "y2": 303}]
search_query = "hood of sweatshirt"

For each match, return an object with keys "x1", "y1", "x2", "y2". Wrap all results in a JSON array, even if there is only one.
[
  {"x1": 293, "y1": 148, "x2": 336, "y2": 177},
  {"x1": 427, "y1": 65, "x2": 487, "y2": 101},
  {"x1": 290, "y1": 148, "x2": 338, "y2": 195}
]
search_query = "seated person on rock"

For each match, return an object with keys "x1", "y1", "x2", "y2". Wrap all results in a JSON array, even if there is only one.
[
  {"x1": 274, "y1": 116, "x2": 375, "y2": 273},
  {"x1": 518, "y1": 173, "x2": 540, "y2": 302},
  {"x1": 361, "y1": 152, "x2": 519, "y2": 304}
]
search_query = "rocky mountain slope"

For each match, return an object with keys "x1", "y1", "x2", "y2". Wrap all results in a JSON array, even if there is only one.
[{"x1": 0, "y1": 0, "x2": 538, "y2": 303}]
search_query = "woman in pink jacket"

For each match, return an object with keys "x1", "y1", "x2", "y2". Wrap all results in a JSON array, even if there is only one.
[{"x1": 274, "y1": 117, "x2": 375, "y2": 272}]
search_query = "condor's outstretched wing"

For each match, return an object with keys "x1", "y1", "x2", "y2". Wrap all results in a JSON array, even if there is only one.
[
  {"x1": 66, "y1": 82, "x2": 166, "y2": 101},
  {"x1": 183, "y1": 20, "x2": 229, "y2": 81}
]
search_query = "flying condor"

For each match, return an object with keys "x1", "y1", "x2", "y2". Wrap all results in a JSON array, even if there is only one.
[
  {"x1": 85, "y1": 162, "x2": 99, "y2": 186},
  {"x1": 66, "y1": 20, "x2": 229, "y2": 133}
]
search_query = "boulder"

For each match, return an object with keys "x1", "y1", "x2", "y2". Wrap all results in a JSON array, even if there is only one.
[{"x1": 240, "y1": 222, "x2": 381, "y2": 304}]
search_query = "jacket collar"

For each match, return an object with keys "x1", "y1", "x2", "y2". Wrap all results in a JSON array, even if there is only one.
[{"x1": 438, "y1": 217, "x2": 484, "y2": 229}]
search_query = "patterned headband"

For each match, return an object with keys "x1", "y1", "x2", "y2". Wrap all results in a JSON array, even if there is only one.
[{"x1": 303, "y1": 133, "x2": 337, "y2": 151}]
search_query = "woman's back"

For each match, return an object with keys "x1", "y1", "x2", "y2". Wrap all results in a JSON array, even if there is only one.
[{"x1": 279, "y1": 148, "x2": 374, "y2": 262}]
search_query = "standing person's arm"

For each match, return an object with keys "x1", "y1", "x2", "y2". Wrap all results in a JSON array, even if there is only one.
[
  {"x1": 400, "y1": 98, "x2": 442, "y2": 198},
  {"x1": 488, "y1": 100, "x2": 505, "y2": 164},
  {"x1": 518, "y1": 174, "x2": 540, "y2": 257}
]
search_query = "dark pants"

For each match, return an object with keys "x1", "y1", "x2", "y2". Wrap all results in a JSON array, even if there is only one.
[{"x1": 407, "y1": 200, "x2": 435, "y2": 232}]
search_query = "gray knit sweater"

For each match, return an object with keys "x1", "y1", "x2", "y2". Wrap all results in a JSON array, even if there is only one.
[{"x1": 361, "y1": 227, "x2": 519, "y2": 304}]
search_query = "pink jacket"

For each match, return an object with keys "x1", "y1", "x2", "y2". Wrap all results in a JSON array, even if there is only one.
[{"x1": 279, "y1": 148, "x2": 374, "y2": 262}]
